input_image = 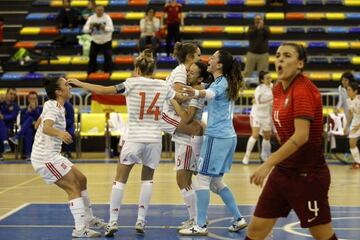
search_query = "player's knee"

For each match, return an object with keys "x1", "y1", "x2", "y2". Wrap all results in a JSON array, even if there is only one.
[
  {"x1": 247, "y1": 222, "x2": 266, "y2": 239},
  {"x1": 193, "y1": 123, "x2": 203, "y2": 136},
  {"x1": 210, "y1": 178, "x2": 226, "y2": 194}
]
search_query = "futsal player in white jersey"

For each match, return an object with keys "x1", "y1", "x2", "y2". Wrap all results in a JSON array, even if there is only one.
[
  {"x1": 179, "y1": 50, "x2": 247, "y2": 236},
  {"x1": 170, "y1": 61, "x2": 210, "y2": 230},
  {"x1": 68, "y1": 49, "x2": 188, "y2": 237},
  {"x1": 344, "y1": 82, "x2": 360, "y2": 169},
  {"x1": 160, "y1": 42, "x2": 203, "y2": 228},
  {"x1": 243, "y1": 71, "x2": 273, "y2": 164},
  {"x1": 31, "y1": 78, "x2": 105, "y2": 238}
]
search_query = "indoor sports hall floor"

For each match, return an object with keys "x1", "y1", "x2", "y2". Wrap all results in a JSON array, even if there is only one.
[{"x1": 0, "y1": 154, "x2": 359, "y2": 240}]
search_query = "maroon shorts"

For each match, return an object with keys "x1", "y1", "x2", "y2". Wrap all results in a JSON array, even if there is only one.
[{"x1": 254, "y1": 167, "x2": 331, "y2": 228}]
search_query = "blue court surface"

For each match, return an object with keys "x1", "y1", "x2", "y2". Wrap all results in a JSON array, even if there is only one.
[{"x1": 0, "y1": 204, "x2": 359, "y2": 240}]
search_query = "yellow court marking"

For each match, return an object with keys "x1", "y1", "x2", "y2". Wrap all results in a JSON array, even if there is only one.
[{"x1": 0, "y1": 176, "x2": 40, "y2": 195}]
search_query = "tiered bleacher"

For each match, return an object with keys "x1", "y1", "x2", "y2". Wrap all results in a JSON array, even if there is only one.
[{"x1": 0, "y1": 0, "x2": 359, "y2": 88}]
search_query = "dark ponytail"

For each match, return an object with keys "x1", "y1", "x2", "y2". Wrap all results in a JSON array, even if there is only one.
[
  {"x1": 218, "y1": 50, "x2": 243, "y2": 101},
  {"x1": 44, "y1": 77, "x2": 62, "y2": 100}
]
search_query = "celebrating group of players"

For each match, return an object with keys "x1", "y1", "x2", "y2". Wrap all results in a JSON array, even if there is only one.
[{"x1": 30, "y1": 41, "x2": 352, "y2": 239}]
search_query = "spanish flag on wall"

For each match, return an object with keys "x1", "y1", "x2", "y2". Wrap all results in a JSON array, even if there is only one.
[{"x1": 91, "y1": 93, "x2": 127, "y2": 113}]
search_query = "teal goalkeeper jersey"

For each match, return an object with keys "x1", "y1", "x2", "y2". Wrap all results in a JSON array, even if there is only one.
[{"x1": 205, "y1": 76, "x2": 236, "y2": 138}]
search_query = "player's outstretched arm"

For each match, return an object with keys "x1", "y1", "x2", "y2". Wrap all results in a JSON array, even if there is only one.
[{"x1": 67, "y1": 78, "x2": 117, "y2": 95}]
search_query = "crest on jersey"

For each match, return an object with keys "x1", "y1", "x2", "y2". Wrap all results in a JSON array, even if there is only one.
[
  {"x1": 284, "y1": 96, "x2": 290, "y2": 108},
  {"x1": 61, "y1": 163, "x2": 67, "y2": 170}
]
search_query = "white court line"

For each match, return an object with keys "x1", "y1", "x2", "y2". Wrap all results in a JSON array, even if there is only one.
[
  {"x1": 0, "y1": 176, "x2": 40, "y2": 195},
  {"x1": 0, "y1": 203, "x2": 30, "y2": 221}
]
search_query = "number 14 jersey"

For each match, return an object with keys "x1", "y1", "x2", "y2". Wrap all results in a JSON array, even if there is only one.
[{"x1": 123, "y1": 77, "x2": 175, "y2": 143}]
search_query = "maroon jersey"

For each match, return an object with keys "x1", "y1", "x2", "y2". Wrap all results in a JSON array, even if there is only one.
[
  {"x1": 164, "y1": 3, "x2": 182, "y2": 24},
  {"x1": 272, "y1": 74, "x2": 326, "y2": 171}
]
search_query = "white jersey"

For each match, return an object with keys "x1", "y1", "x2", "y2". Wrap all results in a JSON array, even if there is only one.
[
  {"x1": 31, "y1": 100, "x2": 66, "y2": 163},
  {"x1": 161, "y1": 63, "x2": 193, "y2": 144},
  {"x1": 162, "y1": 64, "x2": 188, "y2": 114},
  {"x1": 124, "y1": 76, "x2": 175, "y2": 143},
  {"x1": 251, "y1": 83, "x2": 273, "y2": 118},
  {"x1": 347, "y1": 95, "x2": 360, "y2": 126}
]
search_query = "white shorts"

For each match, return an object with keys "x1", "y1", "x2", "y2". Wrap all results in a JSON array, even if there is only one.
[
  {"x1": 251, "y1": 115, "x2": 272, "y2": 132},
  {"x1": 175, "y1": 143, "x2": 197, "y2": 172},
  {"x1": 161, "y1": 111, "x2": 180, "y2": 135},
  {"x1": 349, "y1": 124, "x2": 360, "y2": 139},
  {"x1": 32, "y1": 155, "x2": 74, "y2": 184},
  {"x1": 119, "y1": 142, "x2": 162, "y2": 169}
]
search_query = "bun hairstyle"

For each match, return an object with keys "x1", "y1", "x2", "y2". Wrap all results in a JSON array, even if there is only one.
[
  {"x1": 348, "y1": 82, "x2": 359, "y2": 93},
  {"x1": 44, "y1": 77, "x2": 63, "y2": 100},
  {"x1": 280, "y1": 42, "x2": 307, "y2": 71},
  {"x1": 217, "y1": 50, "x2": 243, "y2": 101},
  {"x1": 258, "y1": 70, "x2": 270, "y2": 84},
  {"x1": 173, "y1": 42, "x2": 198, "y2": 63},
  {"x1": 193, "y1": 61, "x2": 213, "y2": 84},
  {"x1": 135, "y1": 49, "x2": 156, "y2": 76}
]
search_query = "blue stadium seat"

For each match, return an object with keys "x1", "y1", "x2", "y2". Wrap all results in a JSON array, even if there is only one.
[
  {"x1": 306, "y1": 0, "x2": 323, "y2": 5},
  {"x1": 223, "y1": 41, "x2": 243, "y2": 48},
  {"x1": 227, "y1": 0, "x2": 245, "y2": 5},
  {"x1": 349, "y1": 27, "x2": 360, "y2": 33},
  {"x1": 60, "y1": 28, "x2": 81, "y2": 35},
  {"x1": 331, "y1": 57, "x2": 351, "y2": 64},
  {"x1": 118, "y1": 41, "x2": 137, "y2": 48},
  {"x1": 187, "y1": 0, "x2": 206, "y2": 5},
  {"x1": 307, "y1": 27, "x2": 326, "y2": 34},
  {"x1": 177, "y1": 0, "x2": 185, "y2": 4},
  {"x1": 109, "y1": 0, "x2": 128, "y2": 6},
  {"x1": 225, "y1": 13, "x2": 243, "y2": 19},
  {"x1": 346, "y1": 13, "x2": 360, "y2": 20},
  {"x1": 244, "y1": 13, "x2": 263, "y2": 19},
  {"x1": 308, "y1": 57, "x2": 329, "y2": 64},
  {"x1": 325, "y1": 0, "x2": 343, "y2": 5},
  {"x1": 157, "y1": 56, "x2": 177, "y2": 64},
  {"x1": 269, "y1": 41, "x2": 282, "y2": 48},
  {"x1": 47, "y1": 13, "x2": 58, "y2": 21},
  {"x1": 206, "y1": 13, "x2": 224, "y2": 19},
  {"x1": 1, "y1": 73, "x2": 24, "y2": 81},
  {"x1": 287, "y1": 27, "x2": 305, "y2": 33},
  {"x1": 149, "y1": 0, "x2": 166, "y2": 4},
  {"x1": 24, "y1": 73, "x2": 45, "y2": 80},
  {"x1": 47, "y1": 73, "x2": 65, "y2": 79},
  {"x1": 308, "y1": 41, "x2": 328, "y2": 49},
  {"x1": 186, "y1": 13, "x2": 203, "y2": 19},
  {"x1": 26, "y1": 13, "x2": 48, "y2": 20},
  {"x1": 287, "y1": 0, "x2": 304, "y2": 5},
  {"x1": 327, "y1": 27, "x2": 348, "y2": 34}
]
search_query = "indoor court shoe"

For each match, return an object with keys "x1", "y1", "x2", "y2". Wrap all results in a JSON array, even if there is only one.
[
  {"x1": 178, "y1": 218, "x2": 196, "y2": 230},
  {"x1": 228, "y1": 217, "x2": 247, "y2": 232},
  {"x1": 72, "y1": 228, "x2": 101, "y2": 238},
  {"x1": 3, "y1": 141, "x2": 11, "y2": 153},
  {"x1": 242, "y1": 156, "x2": 249, "y2": 165},
  {"x1": 87, "y1": 216, "x2": 107, "y2": 229},
  {"x1": 179, "y1": 224, "x2": 208, "y2": 236},
  {"x1": 9, "y1": 136, "x2": 18, "y2": 145},
  {"x1": 135, "y1": 220, "x2": 146, "y2": 234},
  {"x1": 104, "y1": 221, "x2": 118, "y2": 237}
]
